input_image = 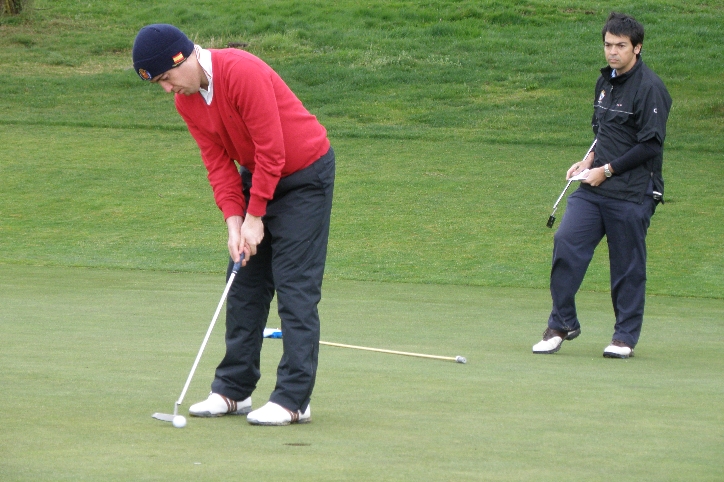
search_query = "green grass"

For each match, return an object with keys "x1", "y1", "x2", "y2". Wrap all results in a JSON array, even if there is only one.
[
  {"x1": 1, "y1": 0, "x2": 722, "y2": 149},
  {"x1": 1, "y1": 125, "x2": 722, "y2": 297},
  {"x1": 0, "y1": 265, "x2": 722, "y2": 480},
  {"x1": 1, "y1": 1, "x2": 723, "y2": 480},
  {"x1": 1, "y1": 0, "x2": 722, "y2": 298}
]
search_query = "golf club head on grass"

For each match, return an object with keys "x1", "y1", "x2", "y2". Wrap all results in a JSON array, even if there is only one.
[
  {"x1": 152, "y1": 401, "x2": 180, "y2": 422},
  {"x1": 152, "y1": 413, "x2": 175, "y2": 422},
  {"x1": 547, "y1": 215, "x2": 556, "y2": 228}
]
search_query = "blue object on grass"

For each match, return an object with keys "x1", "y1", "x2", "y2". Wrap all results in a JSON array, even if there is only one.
[{"x1": 263, "y1": 328, "x2": 282, "y2": 338}]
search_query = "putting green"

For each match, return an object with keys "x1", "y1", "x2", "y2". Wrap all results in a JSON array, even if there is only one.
[{"x1": 1, "y1": 264, "x2": 722, "y2": 481}]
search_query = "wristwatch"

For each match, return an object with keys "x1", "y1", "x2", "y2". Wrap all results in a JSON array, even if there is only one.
[{"x1": 604, "y1": 164, "x2": 612, "y2": 178}]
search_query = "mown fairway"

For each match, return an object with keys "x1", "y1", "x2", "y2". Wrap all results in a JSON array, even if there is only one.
[{"x1": 1, "y1": 1, "x2": 723, "y2": 480}]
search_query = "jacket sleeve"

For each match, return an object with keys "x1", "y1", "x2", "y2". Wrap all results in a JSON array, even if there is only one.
[
  {"x1": 635, "y1": 80, "x2": 671, "y2": 145},
  {"x1": 609, "y1": 139, "x2": 661, "y2": 174}
]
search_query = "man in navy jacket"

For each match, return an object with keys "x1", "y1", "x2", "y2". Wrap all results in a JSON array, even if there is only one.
[{"x1": 533, "y1": 12, "x2": 672, "y2": 359}]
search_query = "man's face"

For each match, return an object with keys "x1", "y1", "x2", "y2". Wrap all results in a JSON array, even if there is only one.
[
  {"x1": 150, "y1": 59, "x2": 201, "y2": 96},
  {"x1": 604, "y1": 32, "x2": 641, "y2": 75}
]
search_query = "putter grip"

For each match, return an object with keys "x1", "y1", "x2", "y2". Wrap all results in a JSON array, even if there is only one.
[{"x1": 232, "y1": 254, "x2": 245, "y2": 273}]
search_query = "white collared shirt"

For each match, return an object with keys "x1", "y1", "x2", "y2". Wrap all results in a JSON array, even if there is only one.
[{"x1": 195, "y1": 45, "x2": 213, "y2": 105}]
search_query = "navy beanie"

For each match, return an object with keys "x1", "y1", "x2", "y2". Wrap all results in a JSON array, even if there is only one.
[{"x1": 132, "y1": 24, "x2": 194, "y2": 81}]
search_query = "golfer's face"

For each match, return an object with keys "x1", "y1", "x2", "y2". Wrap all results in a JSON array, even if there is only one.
[
  {"x1": 151, "y1": 61, "x2": 199, "y2": 96},
  {"x1": 604, "y1": 32, "x2": 640, "y2": 75}
]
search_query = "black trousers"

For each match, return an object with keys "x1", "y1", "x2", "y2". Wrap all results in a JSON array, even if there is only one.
[
  {"x1": 548, "y1": 187, "x2": 656, "y2": 348},
  {"x1": 211, "y1": 148, "x2": 335, "y2": 412}
]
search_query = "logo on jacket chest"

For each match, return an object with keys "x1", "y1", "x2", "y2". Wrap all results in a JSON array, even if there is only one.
[{"x1": 598, "y1": 90, "x2": 606, "y2": 104}]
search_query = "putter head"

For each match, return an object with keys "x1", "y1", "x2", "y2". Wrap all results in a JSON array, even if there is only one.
[
  {"x1": 546, "y1": 215, "x2": 556, "y2": 228},
  {"x1": 152, "y1": 412, "x2": 174, "y2": 422}
]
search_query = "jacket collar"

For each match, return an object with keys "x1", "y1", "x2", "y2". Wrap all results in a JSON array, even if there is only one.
[{"x1": 601, "y1": 57, "x2": 643, "y2": 84}]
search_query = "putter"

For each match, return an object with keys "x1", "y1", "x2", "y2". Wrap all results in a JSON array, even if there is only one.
[
  {"x1": 152, "y1": 256, "x2": 244, "y2": 423},
  {"x1": 547, "y1": 139, "x2": 597, "y2": 228}
]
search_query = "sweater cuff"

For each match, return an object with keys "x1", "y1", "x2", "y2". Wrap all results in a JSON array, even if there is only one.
[
  {"x1": 246, "y1": 195, "x2": 268, "y2": 217},
  {"x1": 222, "y1": 205, "x2": 245, "y2": 221}
]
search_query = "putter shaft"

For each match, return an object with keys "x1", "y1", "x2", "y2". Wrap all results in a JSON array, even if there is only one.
[
  {"x1": 547, "y1": 139, "x2": 597, "y2": 228},
  {"x1": 153, "y1": 257, "x2": 243, "y2": 422},
  {"x1": 175, "y1": 259, "x2": 242, "y2": 408},
  {"x1": 551, "y1": 179, "x2": 574, "y2": 215}
]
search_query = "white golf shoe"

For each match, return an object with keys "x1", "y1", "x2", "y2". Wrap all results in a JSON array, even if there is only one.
[
  {"x1": 603, "y1": 340, "x2": 634, "y2": 359},
  {"x1": 247, "y1": 401, "x2": 311, "y2": 426},
  {"x1": 189, "y1": 392, "x2": 252, "y2": 417},
  {"x1": 532, "y1": 327, "x2": 581, "y2": 354}
]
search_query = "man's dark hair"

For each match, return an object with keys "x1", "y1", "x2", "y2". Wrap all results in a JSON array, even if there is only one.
[{"x1": 602, "y1": 12, "x2": 644, "y2": 47}]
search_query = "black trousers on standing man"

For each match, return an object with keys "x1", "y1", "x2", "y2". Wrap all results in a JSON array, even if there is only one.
[
  {"x1": 548, "y1": 187, "x2": 656, "y2": 348},
  {"x1": 211, "y1": 147, "x2": 335, "y2": 413}
]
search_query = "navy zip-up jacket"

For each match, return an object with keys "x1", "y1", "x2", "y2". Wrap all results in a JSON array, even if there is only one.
[{"x1": 581, "y1": 58, "x2": 672, "y2": 203}]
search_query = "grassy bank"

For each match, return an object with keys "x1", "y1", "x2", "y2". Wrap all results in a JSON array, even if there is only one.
[{"x1": 1, "y1": 0, "x2": 722, "y2": 298}]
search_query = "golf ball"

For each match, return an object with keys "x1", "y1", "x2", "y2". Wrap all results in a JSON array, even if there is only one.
[{"x1": 172, "y1": 415, "x2": 187, "y2": 428}]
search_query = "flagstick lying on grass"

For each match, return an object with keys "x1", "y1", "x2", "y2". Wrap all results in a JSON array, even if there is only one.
[{"x1": 263, "y1": 328, "x2": 467, "y2": 363}]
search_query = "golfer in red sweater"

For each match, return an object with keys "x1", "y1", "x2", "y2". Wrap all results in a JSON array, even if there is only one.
[{"x1": 133, "y1": 24, "x2": 335, "y2": 425}]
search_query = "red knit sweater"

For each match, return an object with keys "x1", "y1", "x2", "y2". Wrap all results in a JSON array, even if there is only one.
[{"x1": 175, "y1": 49, "x2": 330, "y2": 218}]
